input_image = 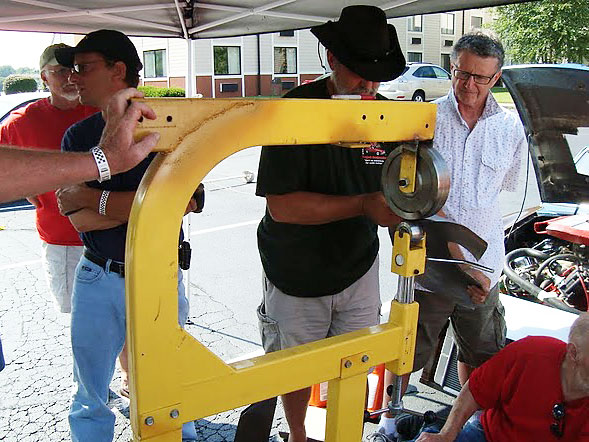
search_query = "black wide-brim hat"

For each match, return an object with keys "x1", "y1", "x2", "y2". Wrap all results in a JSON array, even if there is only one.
[
  {"x1": 55, "y1": 29, "x2": 142, "y2": 73},
  {"x1": 311, "y1": 5, "x2": 405, "y2": 82}
]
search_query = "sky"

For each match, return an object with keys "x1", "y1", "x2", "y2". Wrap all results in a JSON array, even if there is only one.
[{"x1": 0, "y1": 31, "x2": 75, "y2": 69}]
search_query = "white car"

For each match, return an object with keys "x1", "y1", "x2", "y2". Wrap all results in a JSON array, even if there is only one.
[
  {"x1": 378, "y1": 63, "x2": 451, "y2": 102},
  {"x1": 0, "y1": 91, "x2": 49, "y2": 123}
]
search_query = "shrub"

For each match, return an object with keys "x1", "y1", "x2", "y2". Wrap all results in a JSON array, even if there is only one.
[
  {"x1": 3, "y1": 75, "x2": 38, "y2": 94},
  {"x1": 138, "y1": 85, "x2": 185, "y2": 97}
]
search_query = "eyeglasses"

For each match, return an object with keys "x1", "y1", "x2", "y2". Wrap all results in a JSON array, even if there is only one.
[
  {"x1": 45, "y1": 67, "x2": 73, "y2": 77},
  {"x1": 550, "y1": 403, "x2": 566, "y2": 438},
  {"x1": 72, "y1": 60, "x2": 105, "y2": 75},
  {"x1": 452, "y1": 68, "x2": 498, "y2": 85}
]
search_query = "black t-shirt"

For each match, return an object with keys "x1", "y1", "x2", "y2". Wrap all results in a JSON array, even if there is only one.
[
  {"x1": 62, "y1": 112, "x2": 157, "y2": 262},
  {"x1": 256, "y1": 78, "x2": 392, "y2": 297}
]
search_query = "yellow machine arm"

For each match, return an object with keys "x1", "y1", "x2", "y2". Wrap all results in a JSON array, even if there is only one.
[{"x1": 125, "y1": 98, "x2": 436, "y2": 441}]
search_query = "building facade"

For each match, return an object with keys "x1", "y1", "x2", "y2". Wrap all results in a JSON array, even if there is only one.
[{"x1": 132, "y1": 9, "x2": 492, "y2": 98}]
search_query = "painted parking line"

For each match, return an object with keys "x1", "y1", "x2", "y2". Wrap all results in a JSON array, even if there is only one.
[
  {"x1": 0, "y1": 259, "x2": 42, "y2": 271},
  {"x1": 190, "y1": 219, "x2": 258, "y2": 236},
  {"x1": 1, "y1": 221, "x2": 259, "y2": 268}
]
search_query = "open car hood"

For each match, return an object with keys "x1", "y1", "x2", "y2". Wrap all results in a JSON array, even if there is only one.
[{"x1": 502, "y1": 65, "x2": 589, "y2": 205}]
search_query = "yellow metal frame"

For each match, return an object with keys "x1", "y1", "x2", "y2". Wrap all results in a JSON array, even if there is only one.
[
  {"x1": 398, "y1": 149, "x2": 417, "y2": 194},
  {"x1": 125, "y1": 98, "x2": 436, "y2": 441},
  {"x1": 391, "y1": 229, "x2": 427, "y2": 278}
]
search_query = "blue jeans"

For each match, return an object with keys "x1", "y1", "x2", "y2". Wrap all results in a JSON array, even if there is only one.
[
  {"x1": 69, "y1": 256, "x2": 193, "y2": 441},
  {"x1": 456, "y1": 417, "x2": 487, "y2": 442},
  {"x1": 0, "y1": 334, "x2": 4, "y2": 372},
  {"x1": 410, "y1": 418, "x2": 486, "y2": 442}
]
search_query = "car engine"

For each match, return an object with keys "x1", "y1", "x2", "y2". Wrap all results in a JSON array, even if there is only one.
[{"x1": 501, "y1": 214, "x2": 589, "y2": 313}]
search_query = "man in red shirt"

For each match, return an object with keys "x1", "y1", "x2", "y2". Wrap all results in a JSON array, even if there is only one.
[
  {"x1": 416, "y1": 313, "x2": 589, "y2": 442},
  {"x1": 0, "y1": 43, "x2": 97, "y2": 313}
]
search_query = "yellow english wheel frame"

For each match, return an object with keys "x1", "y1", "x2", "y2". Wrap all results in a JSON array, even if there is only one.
[{"x1": 125, "y1": 98, "x2": 436, "y2": 441}]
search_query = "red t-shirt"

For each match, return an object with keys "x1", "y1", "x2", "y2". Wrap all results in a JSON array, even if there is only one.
[
  {"x1": 470, "y1": 336, "x2": 589, "y2": 442},
  {"x1": 0, "y1": 98, "x2": 98, "y2": 245}
]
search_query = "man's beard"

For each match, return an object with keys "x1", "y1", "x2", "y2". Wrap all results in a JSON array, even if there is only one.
[
  {"x1": 58, "y1": 85, "x2": 80, "y2": 102},
  {"x1": 330, "y1": 70, "x2": 378, "y2": 96}
]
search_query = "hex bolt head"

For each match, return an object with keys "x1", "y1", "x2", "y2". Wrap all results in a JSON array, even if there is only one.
[
  {"x1": 399, "y1": 179, "x2": 408, "y2": 187},
  {"x1": 170, "y1": 409, "x2": 180, "y2": 419},
  {"x1": 145, "y1": 416, "x2": 155, "y2": 426},
  {"x1": 361, "y1": 355, "x2": 369, "y2": 363},
  {"x1": 344, "y1": 360, "x2": 352, "y2": 368}
]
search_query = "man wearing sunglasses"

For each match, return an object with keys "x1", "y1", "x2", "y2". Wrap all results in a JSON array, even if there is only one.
[
  {"x1": 416, "y1": 313, "x2": 589, "y2": 441},
  {"x1": 53, "y1": 30, "x2": 198, "y2": 441},
  {"x1": 0, "y1": 43, "x2": 97, "y2": 314},
  {"x1": 376, "y1": 32, "x2": 527, "y2": 441}
]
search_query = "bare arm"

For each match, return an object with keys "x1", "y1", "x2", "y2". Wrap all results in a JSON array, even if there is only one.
[
  {"x1": 266, "y1": 191, "x2": 400, "y2": 227},
  {"x1": 416, "y1": 381, "x2": 481, "y2": 442},
  {"x1": 68, "y1": 209, "x2": 124, "y2": 233},
  {"x1": 57, "y1": 185, "x2": 136, "y2": 223},
  {"x1": 57, "y1": 185, "x2": 199, "y2": 223},
  {"x1": 0, "y1": 88, "x2": 159, "y2": 204}
]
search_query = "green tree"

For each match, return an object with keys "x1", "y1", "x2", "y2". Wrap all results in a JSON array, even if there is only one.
[
  {"x1": 492, "y1": 0, "x2": 589, "y2": 64},
  {"x1": 0, "y1": 65, "x2": 15, "y2": 77},
  {"x1": 16, "y1": 66, "x2": 38, "y2": 75},
  {"x1": 3, "y1": 75, "x2": 38, "y2": 94}
]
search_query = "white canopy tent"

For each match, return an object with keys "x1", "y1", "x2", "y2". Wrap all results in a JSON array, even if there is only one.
[{"x1": 1, "y1": 0, "x2": 533, "y2": 39}]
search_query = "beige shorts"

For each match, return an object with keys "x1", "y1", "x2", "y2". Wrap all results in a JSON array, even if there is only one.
[
  {"x1": 413, "y1": 284, "x2": 506, "y2": 370},
  {"x1": 41, "y1": 243, "x2": 83, "y2": 313},
  {"x1": 257, "y1": 258, "x2": 381, "y2": 353}
]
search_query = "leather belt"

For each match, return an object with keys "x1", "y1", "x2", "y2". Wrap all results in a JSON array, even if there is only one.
[{"x1": 83, "y1": 249, "x2": 125, "y2": 277}]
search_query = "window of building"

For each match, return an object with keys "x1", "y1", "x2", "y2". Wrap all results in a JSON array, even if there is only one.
[
  {"x1": 471, "y1": 16, "x2": 483, "y2": 30},
  {"x1": 441, "y1": 13, "x2": 455, "y2": 35},
  {"x1": 441, "y1": 54, "x2": 451, "y2": 72},
  {"x1": 274, "y1": 47, "x2": 297, "y2": 74},
  {"x1": 407, "y1": 52, "x2": 423, "y2": 63},
  {"x1": 143, "y1": 49, "x2": 166, "y2": 78},
  {"x1": 408, "y1": 15, "x2": 422, "y2": 32},
  {"x1": 411, "y1": 37, "x2": 422, "y2": 45},
  {"x1": 443, "y1": 40, "x2": 454, "y2": 47},
  {"x1": 214, "y1": 46, "x2": 241, "y2": 75},
  {"x1": 279, "y1": 30, "x2": 295, "y2": 37}
]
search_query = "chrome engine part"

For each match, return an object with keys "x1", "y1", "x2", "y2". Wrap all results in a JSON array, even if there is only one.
[{"x1": 501, "y1": 237, "x2": 588, "y2": 313}]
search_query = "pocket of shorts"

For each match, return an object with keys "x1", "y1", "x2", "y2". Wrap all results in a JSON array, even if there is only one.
[
  {"x1": 493, "y1": 303, "x2": 507, "y2": 348},
  {"x1": 256, "y1": 301, "x2": 282, "y2": 353},
  {"x1": 76, "y1": 261, "x2": 104, "y2": 284}
]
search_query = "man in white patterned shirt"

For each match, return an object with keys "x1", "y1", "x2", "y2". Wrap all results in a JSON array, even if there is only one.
[{"x1": 374, "y1": 31, "x2": 527, "y2": 441}]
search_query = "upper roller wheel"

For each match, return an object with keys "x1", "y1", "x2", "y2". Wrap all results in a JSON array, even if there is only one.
[{"x1": 381, "y1": 144, "x2": 450, "y2": 220}]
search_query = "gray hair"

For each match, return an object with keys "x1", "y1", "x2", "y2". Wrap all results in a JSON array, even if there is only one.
[
  {"x1": 451, "y1": 31, "x2": 505, "y2": 69},
  {"x1": 569, "y1": 313, "x2": 589, "y2": 353}
]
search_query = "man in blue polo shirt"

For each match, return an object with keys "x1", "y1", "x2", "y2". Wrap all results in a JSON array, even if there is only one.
[{"x1": 55, "y1": 30, "x2": 198, "y2": 441}]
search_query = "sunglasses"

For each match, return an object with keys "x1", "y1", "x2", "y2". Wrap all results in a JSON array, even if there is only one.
[
  {"x1": 72, "y1": 60, "x2": 105, "y2": 75},
  {"x1": 452, "y1": 68, "x2": 498, "y2": 85},
  {"x1": 550, "y1": 402, "x2": 565, "y2": 438}
]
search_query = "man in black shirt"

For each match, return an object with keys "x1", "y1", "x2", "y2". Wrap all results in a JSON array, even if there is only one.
[
  {"x1": 55, "y1": 30, "x2": 198, "y2": 441},
  {"x1": 256, "y1": 6, "x2": 405, "y2": 442}
]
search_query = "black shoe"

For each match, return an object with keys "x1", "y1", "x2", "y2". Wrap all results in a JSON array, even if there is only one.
[{"x1": 395, "y1": 414, "x2": 424, "y2": 440}]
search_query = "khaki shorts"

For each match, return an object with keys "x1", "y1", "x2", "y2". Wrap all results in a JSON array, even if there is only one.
[
  {"x1": 413, "y1": 284, "x2": 506, "y2": 370},
  {"x1": 41, "y1": 243, "x2": 83, "y2": 313},
  {"x1": 257, "y1": 258, "x2": 381, "y2": 353}
]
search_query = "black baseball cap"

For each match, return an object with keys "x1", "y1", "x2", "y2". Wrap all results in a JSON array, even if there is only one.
[{"x1": 55, "y1": 29, "x2": 142, "y2": 72}]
